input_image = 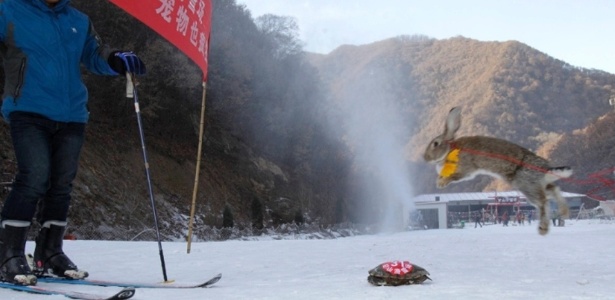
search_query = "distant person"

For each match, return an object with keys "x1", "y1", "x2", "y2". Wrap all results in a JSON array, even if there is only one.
[
  {"x1": 0, "y1": 0, "x2": 145, "y2": 286},
  {"x1": 516, "y1": 212, "x2": 524, "y2": 225},
  {"x1": 527, "y1": 211, "x2": 533, "y2": 225},
  {"x1": 552, "y1": 211, "x2": 558, "y2": 226},
  {"x1": 502, "y1": 211, "x2": 509, "y2": 227},
  {"x1": 417, "y1": 211, "x2": 424, "y2": 228},
  {"x1": 474, "y1": 212, "x2": 483, "y2": 228}
]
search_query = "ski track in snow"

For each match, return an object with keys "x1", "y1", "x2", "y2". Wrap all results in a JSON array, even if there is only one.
[{"x1": 1, "y1": 219, "x2": 614, "y2": 299}]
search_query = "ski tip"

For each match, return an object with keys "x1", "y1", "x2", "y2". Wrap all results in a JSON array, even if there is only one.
[
  {"x1": 202, "y1": 273, "x2": 222, "y2": 288},
  {"x1": 111, "y1": 288, "x2": 136, "y2": 300}
]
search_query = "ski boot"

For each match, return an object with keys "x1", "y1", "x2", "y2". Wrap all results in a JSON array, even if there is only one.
[
  {"x1": 0, "y1": 220, "x2": 37, "y2": 285},
  {"x1": 33, "y1": 221, "x2": 88, "y2": 279}
]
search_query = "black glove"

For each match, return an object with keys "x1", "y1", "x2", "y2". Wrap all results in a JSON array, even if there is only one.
[{"x1": 108, "y1": 51, "x2": 146, "y2": 75}]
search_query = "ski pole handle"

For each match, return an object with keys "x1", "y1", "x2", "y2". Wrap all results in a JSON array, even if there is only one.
[{"x1": 126, "y1": 72, "x2": 134, "y2": 98}]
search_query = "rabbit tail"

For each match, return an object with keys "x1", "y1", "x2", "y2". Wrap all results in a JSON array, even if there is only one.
[{"x1": 545, "y1": 166, "x2": 572, "y2": 183}]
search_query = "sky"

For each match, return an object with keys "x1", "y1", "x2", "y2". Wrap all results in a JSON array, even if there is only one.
[
  {"x1": 1, "y1": 219, "x2": 614, "y2": 299},
  {"x1": 237, "y1": 0, "x2": 615, "y2": 74}
]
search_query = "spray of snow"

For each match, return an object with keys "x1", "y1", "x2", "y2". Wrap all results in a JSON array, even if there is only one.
[{"x1": 330, "y1": 62, "x2": 416, "y2": 231}]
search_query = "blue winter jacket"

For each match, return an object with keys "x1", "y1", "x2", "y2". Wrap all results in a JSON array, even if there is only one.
[{"x1": 0, "y1": 0, "x2": 119, "y2": 123}]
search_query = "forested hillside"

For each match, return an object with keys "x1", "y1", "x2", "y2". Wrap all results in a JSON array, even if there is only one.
[
  {"x1": 1, "y1": 0, "x2": 615, "y2": 240},
  {"x1": 1, "y1": 0, "x2": 350, "y2": 240}
]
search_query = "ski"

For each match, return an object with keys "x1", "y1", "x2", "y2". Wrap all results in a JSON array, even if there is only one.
[
  {"x1": 37, "y1": 273, "x2": 222, "y2": 289},
  {"x1": 0, "y1": 282, "x2": 135, "y2": 300}
]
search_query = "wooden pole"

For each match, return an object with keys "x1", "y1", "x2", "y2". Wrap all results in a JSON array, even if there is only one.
[{"x1": 187, "y1": 81, "x2": 207, "y2": 254}]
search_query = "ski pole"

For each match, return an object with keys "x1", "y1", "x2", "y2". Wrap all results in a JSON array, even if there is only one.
[{"x1": 126, "y1": 73, "x2": 169, "y2": 282}]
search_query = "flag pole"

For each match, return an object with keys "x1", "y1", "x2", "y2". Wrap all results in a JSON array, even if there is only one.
[{"x1": 187, "y1": 80, "x2": 207, "y2": 254}]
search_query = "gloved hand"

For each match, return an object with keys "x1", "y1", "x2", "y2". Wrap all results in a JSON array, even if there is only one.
[{"x1": 108, "y1": 51, "x2": 146, "y2": 75}]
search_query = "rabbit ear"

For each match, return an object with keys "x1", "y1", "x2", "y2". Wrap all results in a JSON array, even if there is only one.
[{"x1": 443, "y1": 107, "x2": 461, "y2": 140}]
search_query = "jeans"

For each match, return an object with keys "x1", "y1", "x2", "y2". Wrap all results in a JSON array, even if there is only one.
[{"x1": 1, "y1": 112, "x2": 85, "y2": 223}]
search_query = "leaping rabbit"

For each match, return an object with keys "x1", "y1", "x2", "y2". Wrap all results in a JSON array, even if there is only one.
[{"x1": 423, "y1": 106, "x2": 572, "y2": 235}]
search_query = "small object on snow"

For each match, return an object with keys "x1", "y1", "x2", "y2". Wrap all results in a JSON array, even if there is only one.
[
  {"x1": 367, "y1": 260, "x2": 431, "y2": 286},
  {"x1": 576, "y1": 279, "x2": 590, "y2": 285}
]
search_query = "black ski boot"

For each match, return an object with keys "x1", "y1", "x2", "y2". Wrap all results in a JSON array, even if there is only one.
[
  {"x1": 33, "y1": 221, "x2": 88, "y2": 279},
  {"x1": 0, "y1": 220, "x2": 37, "y2": 285}
]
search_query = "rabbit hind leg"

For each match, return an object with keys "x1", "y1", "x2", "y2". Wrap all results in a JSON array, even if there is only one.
[
  {"x1": 518, "y1": 186, "x2": 549, "y2": 235},
  {"x1": 546, "y1": 184, "x2": 569, "y2": 218},
  {"x1": 535, "y1": 200, "x2": 550, "y2": 235}
]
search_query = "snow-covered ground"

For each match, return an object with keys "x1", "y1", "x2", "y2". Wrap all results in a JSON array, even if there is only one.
[{"x1": 2, "y1": 219, "x2": 614, "y2": 300}]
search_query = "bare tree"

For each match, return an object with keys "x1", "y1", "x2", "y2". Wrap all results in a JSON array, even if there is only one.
[{"x1": 255, "y1": 14, "x2": 304, "y2": 59}]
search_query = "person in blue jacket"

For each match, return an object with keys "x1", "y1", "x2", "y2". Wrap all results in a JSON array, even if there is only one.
[{"x1": 0, "y1": 0, "x2": 145, "y2": 285}]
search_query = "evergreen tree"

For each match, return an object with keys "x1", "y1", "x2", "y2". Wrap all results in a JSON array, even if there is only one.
[
  {"x1": 251, "y1": 197, "x2": 264, "y2": 230},
  {"x1": 223, "y1": 204, "x2": 234, "y2": 228},
  {"x1": 294, "y1": 209, "x2": 304, "y2": 225}
]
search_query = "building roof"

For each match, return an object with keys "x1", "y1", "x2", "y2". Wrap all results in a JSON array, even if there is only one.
[{"x1": 414, "y1": 190, "x2": 586, "y2": 204}]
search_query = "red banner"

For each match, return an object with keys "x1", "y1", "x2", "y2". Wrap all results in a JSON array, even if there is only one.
[{"x1": 109, "y1": 0, "x2": 212, "y2": 80}]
